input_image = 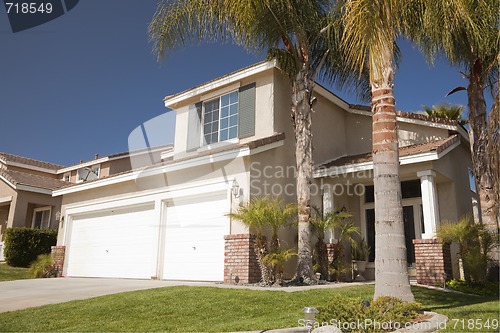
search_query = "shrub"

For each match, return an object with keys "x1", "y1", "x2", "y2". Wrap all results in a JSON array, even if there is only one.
[
  {"x1": 29, "y1": 254, "x2": 56, "y2": 278},
  {"x1": 438, "y1": 215, "x2": 499, "y2": 283},
  {"x1": 317, "y1": 295, "x2": 422, "y2": 333},
  {"x1": 446, "y1": 279, "x2": 500, "y2": 298},
  {"x1": 4, "y1": 228, "x2": 57, "y2": 267}
]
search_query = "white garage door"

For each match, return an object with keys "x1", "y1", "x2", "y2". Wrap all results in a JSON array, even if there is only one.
[
  {"x1": 163, "y1": 193, "x2": 229, "y2": 281},
  {"x1": 66, "y1": 204, "x2": 158, "y2": 279}
]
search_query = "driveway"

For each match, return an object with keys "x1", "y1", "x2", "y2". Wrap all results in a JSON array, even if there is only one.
[{"x1": 0, "y1": 278, "x2": 213, "y2": 313}]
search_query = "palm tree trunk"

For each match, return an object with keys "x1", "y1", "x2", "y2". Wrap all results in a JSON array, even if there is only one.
[
  {"x1": 293, "y1": 63, "x2": 314, "y2": 284},
  {"x1": 371, "y1": 56, "x2": 414, "y2": 302},
  {"x1": 467, "y1": 59, "x2": 498, "y2": 231}
]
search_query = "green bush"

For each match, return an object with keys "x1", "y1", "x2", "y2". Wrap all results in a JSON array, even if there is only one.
[
  {"x1": 446, "y1": 279, "x2": 500, "y2": 298},
  {"x1": 317, "y1": 295, "x2": 422, "y2": 333},
  {"x1": 29, "y1": 254, "x2": 56, "y2": 278},
  {"x1": 4, "y1": 228, "x2": 57, "y2": 267}
]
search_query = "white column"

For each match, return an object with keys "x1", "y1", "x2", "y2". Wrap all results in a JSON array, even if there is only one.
[
  {"x1": 417, "y1": 170, "x2": 440, "y2": 239},
  {"x1": 322, "y1": 187, "x2": 335, "y2": 243}
]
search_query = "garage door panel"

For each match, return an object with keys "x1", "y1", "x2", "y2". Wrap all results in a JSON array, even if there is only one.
[
  {"x1": 66, "y1": 205, "x2": 158, "y2": 279},
  {"x1": 163, "y1": 194, "x2": 229, "y2": 281}
]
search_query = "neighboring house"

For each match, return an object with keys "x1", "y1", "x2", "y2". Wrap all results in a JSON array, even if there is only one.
[
  {"x1": 0, "y1": 146, "x2": 171, "y2": 261},
  {"x1": 0, "y1": 153, "x2": 67, "y2": 260},
  {"x1": 52, "y1": 60, "x2": 475, "y2": 282}
]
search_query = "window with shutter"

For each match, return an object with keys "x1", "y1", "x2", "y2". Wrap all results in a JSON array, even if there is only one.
[{"x1": 186, "y1": 82, "x2": 255, "y2": 149}]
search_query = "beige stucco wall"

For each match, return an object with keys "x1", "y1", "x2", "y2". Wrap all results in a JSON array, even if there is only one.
[
  {"x1": 397, "y1": 121, "x2": 449, "y2": 147},
  {"x1": 0, "y1": 181, "x2": 61, "y2": 240},
  {"x1": 10, "y1": 191, "x2": 61, "y2": 230},
  {"x1": 0, "y1": 181, "x2": 16, "y2": 240}
]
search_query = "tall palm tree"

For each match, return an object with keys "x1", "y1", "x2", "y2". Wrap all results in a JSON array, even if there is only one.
[
  {"x1": 422, "y1": 103, "x2": 467, "y2": 126},
  {"x1": 340, "y1": 0, "x2": 415, "y2": 301},
  {"x1": 149, "y1": 0, "x2": 367, "y2": 283},
  {"x1": 408, "y1": 0, "x2": 499, "y2": 231}
]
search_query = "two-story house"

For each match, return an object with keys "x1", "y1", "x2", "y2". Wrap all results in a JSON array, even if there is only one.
[{"x1": 52, "y1": 60, "x2": 475, "y2": 282}]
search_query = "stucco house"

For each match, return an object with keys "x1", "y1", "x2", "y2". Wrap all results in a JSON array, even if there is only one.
[{"x1": 49, "y1": 60, "x2": 475, "y2": 283}]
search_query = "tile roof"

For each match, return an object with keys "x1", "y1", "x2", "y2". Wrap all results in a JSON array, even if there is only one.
[
  {"x1": 0, "y1": 152, "x2": 65, "y2": 170},
  {"x1": 107, "y1": 144, "x2": 174, "y2": 159},
  {"x1": 348, "y1": 104, "x2": 460, "y2": 126},
  {"x1": 316, "y1": 135, "x2": 460, "y2": 169},
  {"x1": 56, "y1": 133, "x2": 286, "y2": 190},
  {"x1": 0, "y1": 169, "x2": 70, "y2": 191}
]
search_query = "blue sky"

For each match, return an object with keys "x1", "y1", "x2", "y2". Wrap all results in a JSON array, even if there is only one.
[{"x1": 0, "y1": 1, "x2": 484, "y2": 166}]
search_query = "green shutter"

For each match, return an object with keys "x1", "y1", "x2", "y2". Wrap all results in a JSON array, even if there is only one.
[
  {"x1": 186, "y1": 102, "x2": 202, "y2": 151},
  {"x1": 238, "y1": 83, "x2": 256, "y2": 138}
]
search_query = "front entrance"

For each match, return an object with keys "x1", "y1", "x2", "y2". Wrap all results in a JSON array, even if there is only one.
[{"x1": 365, "y1": 203, "x2": 421, "y2": 265}]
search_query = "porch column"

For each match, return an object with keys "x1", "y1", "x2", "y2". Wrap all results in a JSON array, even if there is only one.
[
  {"x1": 417, "y1": 170, "x2": 440, "y2": 239},
  {"x1": 322, "y1": 187, "x2": 334, "y2": 242}
]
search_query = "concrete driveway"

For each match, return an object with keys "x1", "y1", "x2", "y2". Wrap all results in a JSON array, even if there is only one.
[{"x1": 0, "y1": 278, "x2": 212, "y2": 313}]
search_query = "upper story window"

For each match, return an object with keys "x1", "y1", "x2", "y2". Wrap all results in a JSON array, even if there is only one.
[
  {"x1": 62, "y1": 172, "x2": 71, "y2": 182},
  {"x1": 186, "y1": 83, "x2": 255, "y2": 151},
  {"x1": 203, "y1": 91, "x2": 239, "y2": 144},
  {"x1": 76, "y1": 165, "x2": 100, "y2": 182}
]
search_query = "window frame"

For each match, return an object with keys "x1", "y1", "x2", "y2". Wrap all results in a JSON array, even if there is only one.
[
  {"x1": 62, "y1": 172, "x2": 71, "y2": 182},
  {"x1": 31, "y1": 206, "x2": 52, "y2": 230},
  {"x1": 201, "y1": 90, "x2": 239, "y2": 146}
]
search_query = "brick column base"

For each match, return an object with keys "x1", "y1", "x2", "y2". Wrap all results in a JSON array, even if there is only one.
[
  {"x1": 51, "y1": 246, "x2": 65, "y2": 278},
  {"x1": 224, "y1": 234, "x2": 261, "y2": 284},
  {"x1": 413, "y1": 239, "x2": 452, "y2": 285}
]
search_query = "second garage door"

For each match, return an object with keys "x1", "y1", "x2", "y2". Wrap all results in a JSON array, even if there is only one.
[
  {"x1": 163, "y1": 193, "x2": 229, "y2": 281},
  {"x1": 66, "y1": 204, "x2": 158, "y2": 279}
]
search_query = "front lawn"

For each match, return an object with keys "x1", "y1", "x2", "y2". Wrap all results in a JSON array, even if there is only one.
[
  {"x1": 0, "y1": 263, "x2": 30, "y2": 281},
  {"x1": 0, "y1": 285, "x2": 498, "y2": 332}
]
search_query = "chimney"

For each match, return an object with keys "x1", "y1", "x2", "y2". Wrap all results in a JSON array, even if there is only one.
[{"x1": 95, "y1": 154, "x2": 99, "y2": 160}]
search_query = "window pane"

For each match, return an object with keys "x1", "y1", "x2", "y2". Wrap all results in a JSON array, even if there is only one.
[
  {"x1": 230, "y1": 104, "x2": 238, "y2": 116},
  {"x1": 229, "y1": 91, "x2": 238, "y2": 104},
  {"x1": 221, "y1": 94, "x2": 229, "y2": 107},
  {"x1": 204, "y1": 124, "x2": 211, "y2": 134},
  {"x1": 204, "y1": 133, "x2": 212, "y2": 144},
  {"x1": 228, "y1": 126, "x2": 237, "y2": 139},
  {"x1": 213, "y1": 110, "x2": 219, "y2": 120},
  {"x1": 402, "y1": 180, "x2": 421, "y2": 199},
  {"x1": 204, "y1": 112, "x2": 212, "y2": 123},
  {"x1": 34, "y1": 212, "x2": 43, "y2": 229},
  {"x1": 365, "y1": 185, "x2": 374, "y2": 203},
  {"x1": 221, "y1": 106, "x2": 229, "y2": 118},
  {"x1": 211, "y1": 133, "x2": 218, "y2": 143},
  {"x1": 220, "y1": 118, "x2": 229, "y2": 129},
  {"x1": 220, "y1": 129, "x2": 228, "y2": 141},
  {"x1": 229, "y1": 115, "x2": 238, "y2": 127}
]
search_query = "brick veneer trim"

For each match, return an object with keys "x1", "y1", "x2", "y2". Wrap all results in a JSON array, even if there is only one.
[
  {"x1": 51, "y1": 246, "x2": 65, "y2": 278},
  {"x1": 224, "y1": 234, "x2": 261, "y2": 284},
  {"x1": 413, "y1": 239, "x2": 452, "y2": 285}
]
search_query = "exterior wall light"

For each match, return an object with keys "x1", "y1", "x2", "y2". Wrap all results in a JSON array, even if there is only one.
[{"x1": 231, "y1": 178, "x2": 240, "y2": 198}]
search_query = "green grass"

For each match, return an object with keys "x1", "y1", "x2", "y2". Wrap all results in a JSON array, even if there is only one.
[
  {"x1": 0, "y1": 263, "x2": 30, "y2": 281},
  {"x1": 0, "y1": 285, "x2": 498, "y2": 332}
]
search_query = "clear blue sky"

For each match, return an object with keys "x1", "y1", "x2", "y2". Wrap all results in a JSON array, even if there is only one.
[{"x1": 0, "y1": 1, "x2": 486, "y2": 166}]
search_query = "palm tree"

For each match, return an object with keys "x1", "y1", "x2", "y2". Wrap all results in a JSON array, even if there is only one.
[
  {"x1": 340, "y1": 0, "x2": 415, "y2": 301},
  {"x1": 438, "y1": 215, "x2": 499, "y2": 283},
  {"x1": 149, "y1": 0, "x2": 367, "y2": 283},
  {"x1": 422, "y1": 104, "x2": 467, "y2": 126},
  {"x1": 408, "y1": 0, "x2": 499, "y2": 231}
]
